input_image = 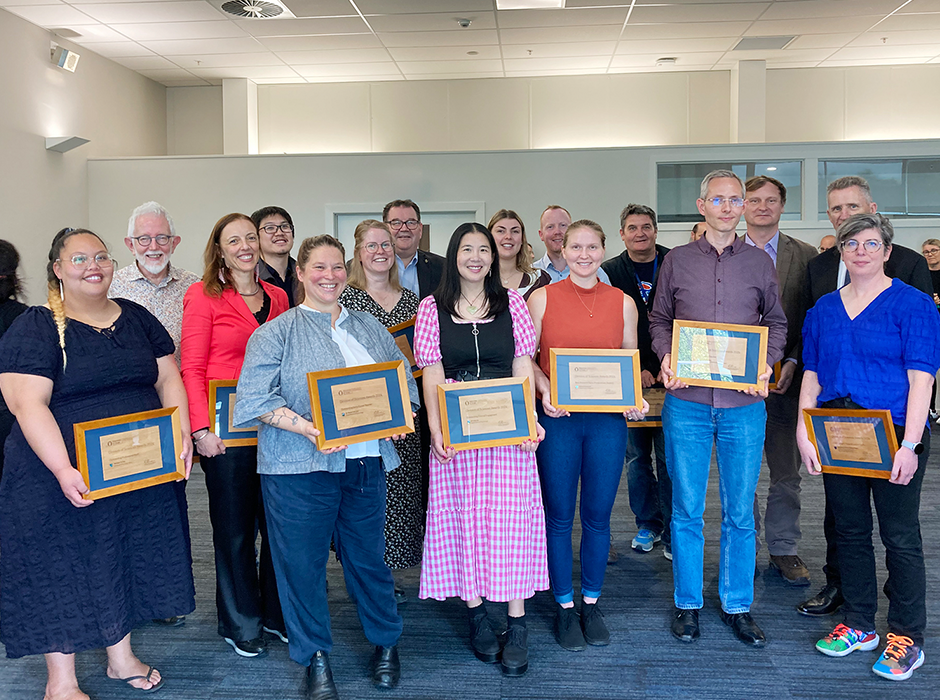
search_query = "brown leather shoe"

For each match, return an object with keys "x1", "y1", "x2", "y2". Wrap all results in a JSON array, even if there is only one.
[{"x1": 769, "y1": 555, "x2": 811, "y2": 587}]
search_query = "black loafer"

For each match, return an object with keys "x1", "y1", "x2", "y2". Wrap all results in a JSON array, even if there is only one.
[
  {"x1": 796, "y1": 585, "x2": 844, "y2": 617},
  {"x1": 370, "y1": 645, "x2": 400, "y2": 690},
  {"x1": 305, "y1": 651, "x2": 339, "y2": 700},
  {"x1": 719, "y1": 610, "x2": 766, "y2": 647},
  {"x1": 670, "y1": 608, "x2": 700, "y2": 643}
]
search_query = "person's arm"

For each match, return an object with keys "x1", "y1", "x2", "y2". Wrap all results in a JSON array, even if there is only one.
[
  {"x1": 892, "y1": 369, "x2": 933, "y2": 485},
  {"x1": 257, "y1": 406, "x2": 347, "y2": 455},
  {"x1": 180, "y1": 288, "x2": 227, "y2": 458},
  {"x1": 795, "y1": 369, "x2": 823, "y2": 476},
  {"x1": 421, "y1": 362, "x2": 455, "y2": 464},
  {"x1": 0, "y1": 373, "x2": 91, "y2": 507},
  {"x1": 525, "y1": 287, "x2": 568, "y2": 418},
  {"x1": 154, "y1": 355, "x2": 194, "y2": 479}
]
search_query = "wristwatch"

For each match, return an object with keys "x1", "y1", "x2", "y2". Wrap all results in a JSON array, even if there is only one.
[{"x1": 901, "y1": 439, "x2": 925, "y2": 455}]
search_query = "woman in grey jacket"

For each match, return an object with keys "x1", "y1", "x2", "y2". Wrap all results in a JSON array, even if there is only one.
[{"x1": 234, "y1": 235, "x2": 419, "y2": 700}]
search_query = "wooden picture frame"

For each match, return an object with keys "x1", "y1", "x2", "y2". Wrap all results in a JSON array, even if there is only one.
[
  {"x1": 74, "y1": 406, "x2": 185, "y2": 501},
  {"x1": 802, "y1": 408, "x2": 898, "y2": 479},
  {"x1": 438, "y1": 376, "x2": 536, "y2": 451},
  {"x1": 767, "y1": 361, "x2": 783, "y2": 391},
  {"x1": 307, "y1": 360, "x2": 414, "y2": 450},
  {"x1": 630, "y1": 387, "x2": 666, "y2": 428},
  {"x1": 670, "y1": 319, "x2": 769, "y2": 392},
  {"x1": 549, "y1": 348, "x2": 642, "y2": 413},
  {"x1": 388, "y1": 317, "x2": 422, "y2": 379},
  {"x1": 208, "y1": 379, "x2": 257, "y2": 447}
]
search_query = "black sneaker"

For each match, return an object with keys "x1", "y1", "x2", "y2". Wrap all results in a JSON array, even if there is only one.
[
  {"x1": 581, "y1": 602, "x2": 610, "y2": 646},
  {"x1": 468, "y1": 606, "x2": 500, "y2": 663},
  {"x1": 499, "y1": 623, "x2": 528, "y2": 676},
  {"x1": 224, "y1": 636, "x2": 267, "y2": 657},
  {"x1": 555, "y1": 605, "x2": 587, "y2": 651}
]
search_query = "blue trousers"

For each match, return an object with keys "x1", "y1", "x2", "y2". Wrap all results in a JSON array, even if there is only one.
[
  {"x1": 537, "y1": 409, "x2": 627, "y2": 603},
  {"x1": 626, "y1": 426, "x2": 671, "y2": 544},
  {"x1": 260, "y1": 458, "x2": 402, "y2": 667},
  {"x1": 662, "y1": 395, "x2": 766, "y2": 614}
]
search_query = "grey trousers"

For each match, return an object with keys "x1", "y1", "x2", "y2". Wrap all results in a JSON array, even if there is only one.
[{"x1": 754, "y1": 391, "x2": 802, "y2": 556}]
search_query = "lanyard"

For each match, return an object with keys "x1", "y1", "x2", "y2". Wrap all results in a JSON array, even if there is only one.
[{"x1": 634, "y1": 256, "x2": 658, "y2": 304}]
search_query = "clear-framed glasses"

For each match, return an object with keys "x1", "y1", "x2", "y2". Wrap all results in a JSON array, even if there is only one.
[
  {"x1": 841, "y1": 239, "x2": 884, "y2": 253},
  {"x1": 706, "y1": 197, "x2": 745, "y2": 207},
  {"x1": 923, "y1": 247, "x2": 940, "y2": 256},
  {"x1": 58, "y1": 253, "x2": 115, "y2": 269},
  {"x1": 387, "y1": 219, "x2": 420, "y2": 231},
  {"x1": 259, "y1": 223, "x2": 293, "y2": 235},
  {"x1": 130, "y1": 234, "x2": 172, "y2": 246},
  {"x1": 363, "y1": 241, "x2": 393, "y2": 253}
]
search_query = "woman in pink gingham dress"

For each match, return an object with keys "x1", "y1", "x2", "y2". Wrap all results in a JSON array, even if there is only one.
[{"x1": 414, "y1": 223, "x2": 548, "y2": 677}]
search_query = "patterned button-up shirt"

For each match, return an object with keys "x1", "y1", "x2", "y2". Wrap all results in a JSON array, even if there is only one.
[{"x1": 109, "y1": 263, "x2": 201, "y2": 365}]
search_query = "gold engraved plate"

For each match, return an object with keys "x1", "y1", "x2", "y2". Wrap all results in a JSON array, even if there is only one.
[
  {"x1": 99, "y1": 426, "x2": 163, "y2": 481},
  {"x1": 394, "y1": 334, "x2": 416, "y2": 367},
  {"x1": 459, "y1": 391, "x2": 517, "y2": 436},
  {"x1": 332, "y1": 378, "x2": 393, "y2": 431},
  {"x1": 568, "y1": 362, "x2": 623, "y2": 401},
  {"x1": 824, "y1": 421, "x2": 881, "y2": 464}
]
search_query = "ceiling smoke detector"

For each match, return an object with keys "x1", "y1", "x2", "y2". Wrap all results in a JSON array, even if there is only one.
[{"x1": 221, "y1": 0, "x2": 284, "y2": 18}]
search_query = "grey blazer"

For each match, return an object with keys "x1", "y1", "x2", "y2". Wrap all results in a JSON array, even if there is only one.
[{"x1": 234, "y1": 305, "x2": 420, "y2": 476}]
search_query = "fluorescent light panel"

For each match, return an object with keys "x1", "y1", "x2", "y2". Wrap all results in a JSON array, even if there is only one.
[{"x1": 497, "y1": 1, "x2": 565, "y2": 9}]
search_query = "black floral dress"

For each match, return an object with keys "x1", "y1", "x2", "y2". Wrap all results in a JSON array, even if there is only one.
[{"x1": 338, "y1": 285, "x2": 425, "y2": 569}]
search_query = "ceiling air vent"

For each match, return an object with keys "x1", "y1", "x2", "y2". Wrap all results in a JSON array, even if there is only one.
[{"x1": 221, "y1": 0, "x2": 284, "y2": 18}]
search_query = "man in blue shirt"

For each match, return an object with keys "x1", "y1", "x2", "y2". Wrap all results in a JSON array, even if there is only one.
[
  {"x1": 534, "y1": 205, "x2": 611, "y2": 285},
  {"x1": 383, "y1": 199, "x2": 444, "y2": 300}
]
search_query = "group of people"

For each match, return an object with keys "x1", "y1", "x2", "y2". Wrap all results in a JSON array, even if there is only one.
[{"x1": 0, "y1": 172, "x2": 937, "y2": 700}]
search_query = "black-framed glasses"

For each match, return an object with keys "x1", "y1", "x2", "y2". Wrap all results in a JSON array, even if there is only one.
[
  {"x1": 259, "y1": 223, "x2": 294, "y2": 235},
  {"x1": 841, "y1": 239, "x2": 884, "y2": 253},
  {"x1": 387, "y1": 219, "x2": 420, "y2": 231},
  {"x1": 130, "y1": 234, "x2": 172, "y2": 246},
  {"x1": 705, "y1": 197, "x2": 745, "y2": 207},
  {"x1": 58, "y1": 253, "x2": 115, "y2": 269}
]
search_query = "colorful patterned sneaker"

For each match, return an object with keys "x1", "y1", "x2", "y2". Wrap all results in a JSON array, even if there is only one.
[
  {"x1": 815, "y1": 624, "x2": 879, "y2": 657},
  {"x1": 631, "y1": 529, "x2": 661, "y2": 553},
  {"x1": 872, "y1": 634, "x2": 924, "y2": 681}
]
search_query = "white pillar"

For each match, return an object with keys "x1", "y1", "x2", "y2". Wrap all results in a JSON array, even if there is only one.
[
  {"x1": 730, "y1": 60, "x2": 766, "y2": 144},
  {"x1": 222, "y1": 78, "x2": 258, "y2": 155}
]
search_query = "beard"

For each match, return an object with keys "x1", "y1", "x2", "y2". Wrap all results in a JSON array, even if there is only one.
[{"x1": 136, "y1": 250, "x2": 170, "y2": 276}]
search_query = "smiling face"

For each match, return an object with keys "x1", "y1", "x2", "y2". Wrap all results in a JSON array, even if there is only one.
[
  {"x1": 359, "y1": 227, "x2": 396, "y2": 277},
  {"x1": 744, "y1": 182, "x2": 785, "y2": 231},
  {"x1": 218, "y1": 218, "x2": 260, "y2": 273},
  {"x1": 54, "y1": 233, "x2": 113, "y2": 299},
  {"x1": 125, "y1": 213, "x2": 178, "y2": 276},
  {"x1": 258, "y1": 213, "x2": 294, "y2": 257},
  {"x1": 300, "y1": 244, "x2": 347, "y2": 310},
  {"x1": 697, "y1": 177, "x2": 744, "y2": 236},
  {"x1": 386, "y1": 204, "x2": 422, "y2": 261},
  {"x1": 539, "y1": 208, "x2": 570, "y2": 256},
  {"x1": 827, "y1": 186, "x2": 877, "y2": 230},
  {"x1": 563, "y1": 226, "x2": 605, "y2": 279},
  {"x1": 491, "y1": 217, "x2": 523, "y2": 262},
  {"x1": 841, "y1": 227, "x2": 891, "y2": 279},
  {"x1": 456, "y1": 232, "x2": 493, "y2": 285},
  {"x1": 620, "y1": 214, "x2": 657, "y2": 260}
]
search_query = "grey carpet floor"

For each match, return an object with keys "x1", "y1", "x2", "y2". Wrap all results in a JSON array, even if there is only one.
[{"x1": 2, "y1": 450, "x2": 939, "y2": 699}]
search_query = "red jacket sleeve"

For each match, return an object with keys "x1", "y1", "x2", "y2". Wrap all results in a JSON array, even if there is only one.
[{"x1": 181, "y1": 284, "x2": 215, "y2": 433}]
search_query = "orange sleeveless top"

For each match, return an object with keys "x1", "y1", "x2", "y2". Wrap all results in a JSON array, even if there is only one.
[{"x1": 537, "y1": 277, "x2": 625, "y2": 379}]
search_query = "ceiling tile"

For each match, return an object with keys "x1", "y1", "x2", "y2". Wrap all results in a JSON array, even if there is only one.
[
  {"x1": 115, "y1": 20, "x2": 248, "y2": 41},
  {"x1": 758, "y1": 0, "x2": 902, "y2": 21},
  {"x1": 502, "y1": 40, "x2": 616, "y2": 58},
  {"x1": 874, "y1": 13, "x2": 940, "y2": 31},
  {"x1": 715, "y1": 48, "x2": 839, "y2": 63},
  {"x1": 189, "y1": 65, "x2": 300, "y2": 78},
  {"x1": 829, "y1": 44, "x2": 940, "y2": 60},
  {"x1": 821, "y1": 57, "x2": 930, "y2": 66},
  {"x1": 303, "y1": 75, "x2": 398, "y2": 83},
  {"x1": 280, "y1": 0, "x2": 357, "y2": 18},
  {"x1": 785, "y1": 33, "x2": 858, "y2": 49},
  {"x1": 406, "y1": 71, "x2": 504, "y2": 80},
  {"x1": 615, "y1": 37, "x2": 737, "y2": 54},
  {"x1": 113, "y1": 53, "x2": 177, "y2": 69},
  {"x1": 275, "y1": 47, "x2": 392, "y2": 64},
  {"x1": 234, "y1": 16, "x2": 370, "y2": 36},
  {"x1": 257, "y1": 34, "x2": 381, "y2": 51},
  {"x1": 378, "y1": 29, "x2": 499, "y2": 47},
  {"x1": 161, "y1": 79, "x2": 213, "y2": 86},
  {"x1": 495, "y1": 7, "x2": 627, "y2": 28},
  {"x1": 629, "y1": 3, "x2": 770, "y2": 23},
  {"x1": 140, "y1": 36, "x2": 264, "y2": 54},
  {"x1": 69, "y1": 0, "x2": 199, "y2": 4},
  {"x1": 252, "y1": 76, "x2": 308, "y2": 83},
  {"x1": 172, "y1": 52, "x2": 284, "y2": 67},
  {"x1": 503, "y1": 55, "x2": 610, "y2": 71},
  {"x1": 64, "y1": 23, "x2": 131, "y2": 41},
  {"x1": 137, "y1": 67, "x2": 200, "y2": 80},
  {"x1": 564, "y1": 0, "x2": 634, "y2": 6},
  {"x1": 85, "y1": 40, "x2": 154, "y2": 56},
  {"x1": 388, "y1": 45, "x2": 501, "y2": 61},
  {"x1": 0, "y1": 0, "x2": 67, "y2": 6},
  {"x1": 499, "y1": 25, "x2": 624, "y2": 44},
  {"x1": 620, "y1": 21, "x2": 753, "y2": 40},
  {"x1": 366, "y1": 12, "x2": 497, "y2": 32},
  {"x1": 504, "y1": 67, "x2": 607, "y2": 77},
  {"x1": 356, "y1": 0, "x2": 493, "y2": 13},
  {"x1": 78, "y1": 1, "x2": 224, "y2": 24},
  {"x1": 294, "y1": 61, "x2": 401, "y2": 77},
  {"x1": 5, "y1": 4, "x2": 98, "y2": 25},
  {"x1": 744, "y1": 17, "x2": 886, "y2": 36},
  {"x1": 611, "y1": 52, "x2": 725, "y2": 68},
  {"x1": 399, "y1": 58, "x2": 504, "y2": 74}
]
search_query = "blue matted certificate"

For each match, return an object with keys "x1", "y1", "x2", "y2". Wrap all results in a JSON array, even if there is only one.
[
  {"x1": 549, "y1": 348, "x2": 642, "y2": 413},
  {"x1": 388, "y1": 317, "x2": 422, "y2": 379},
  {"x1": 438, "y1": 376, "x2": 536, "y2": 451},
  {"x1": 209, "y1": 379, "x2": 258, "y2": 447},
  {"x1": 74, "y1": 406, "x2": 185, "y2": 500},
  {"x1": 670, "y1": 320, "x2": 769, "y2": 392},
  {"x1": 307, "y1": 360, "x2": 414, "y2": 450},
  {"x1": 803, "y1": 408, "x2": 898, "y2": 479}
]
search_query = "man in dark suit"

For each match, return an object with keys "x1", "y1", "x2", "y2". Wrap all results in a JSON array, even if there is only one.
[
  {"x1": 743, "y1": 176, "x2": 817, "y2": 587},
  {"x1": 602, "y1": 204, "x2": 673, "y2": 560},
  {"x1": 798, "y1": 175, "x2": 933, "y2": 617},
  {"x1": 383, "y1": 199, "x2": 445, "y2": 300}
]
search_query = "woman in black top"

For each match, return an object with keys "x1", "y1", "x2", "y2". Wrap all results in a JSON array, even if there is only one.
[{"x1": 0, "y1": 239, "x2": 27, "y2": 481}]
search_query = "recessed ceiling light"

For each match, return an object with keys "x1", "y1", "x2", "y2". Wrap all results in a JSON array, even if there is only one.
[
  {"x1": 732, "y1": 36, "x2": 796, "y2": 51},
  {"x1": 766, "y1": 166, "x2": 777, "y2": 171},
  {"x1": 496, "y1": 1, "x2": 565, "y2": 9}
]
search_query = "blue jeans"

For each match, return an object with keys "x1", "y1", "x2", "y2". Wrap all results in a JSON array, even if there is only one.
[
  {"x1": 537, "y1": 408, "x2": 627, "y2": 604},
  {"x1": 626, "y1": 427, "x2": 671, "y2": 545},
  {"x1": 260, "y1": 458, "x2": 402, "y2": 666},
  {"x1": 662, "y1": 395, "x2": 766, "y2": 614}
]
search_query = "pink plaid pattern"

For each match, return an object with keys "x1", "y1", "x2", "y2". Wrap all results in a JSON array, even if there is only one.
[
  {"x1": 414, "y1": 289, "x2": 536, "y2": 369},
  {"x1": 419, "y1": 446, "x2": 549, "y2": 602}
]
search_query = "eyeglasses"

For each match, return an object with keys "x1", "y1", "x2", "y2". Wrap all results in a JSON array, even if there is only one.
[
  {"x1": 387, "y1": 219, "x2": 420, "y2": 231},
  {"x1": 363, "y1": 242, "x2": 393, "y2": 253},
  {"x1": 130, "y1": 234, "x2": 172, "y2": 246},
  {"x1": 705, "y1": 197, "x2": 745, "y2": 207},
  {"x1": 260, "y1": 223, "x2": 294, "y2": 235},
  {"x1": 923, "y1": 248, "x2": 940, "y2": 256},
  {"x1": 841, "y1": 239, "x2": 884, "y2": 253},
  {"x1": 58, "y1": 253, "x2": 115, "y2": 269}
]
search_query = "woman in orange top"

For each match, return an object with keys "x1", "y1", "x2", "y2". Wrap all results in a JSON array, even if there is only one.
[
  {"x1": 181, "y1": 213, "x2": 289, "y2": 658},
  {"x1": 527, "y1": 219, "x2": 644, "y2": 652}
]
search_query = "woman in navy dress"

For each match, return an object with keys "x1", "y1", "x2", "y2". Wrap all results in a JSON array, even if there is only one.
[{"x1": 0, "y1": 228, "x2": 195, "y2": 698}]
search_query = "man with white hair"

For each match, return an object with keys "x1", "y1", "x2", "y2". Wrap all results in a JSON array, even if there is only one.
[{"x1": 109, "y1": 201, "x2": 200, "y2": 366}]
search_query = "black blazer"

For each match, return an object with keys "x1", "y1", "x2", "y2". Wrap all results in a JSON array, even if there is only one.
[
  {"x1": 601, "y1": 244, "x2": 670, "y2": 375},
  {"x1": 416, "y1": 250, "x2": 446, "y2": 300},
  {"x1": 806, "y1": 242, "x2": 933, "y2": 304}
]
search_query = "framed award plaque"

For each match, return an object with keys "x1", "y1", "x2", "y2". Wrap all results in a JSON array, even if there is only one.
[
  {"x1": 549, "y1": 348, "x2": 642, "y2": 413},
  {"x1": 802, "y1": 408, "x2": 898, "y2": 479},
  {"x1": 388, "y1": 317, "x2": 422, "y2": 379},
  {"x1": 670, "y1": 320, "x2": 769, "y2": 392},
  {"x1": 209, "y1": 379, "x2": 257, "y2": 447},
  {"x1": 438, "y1": 376, "x2": 536, "y2": 451}
]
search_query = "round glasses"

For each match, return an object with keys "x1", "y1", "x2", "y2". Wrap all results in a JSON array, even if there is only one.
[
  {"x1": 841, "y1": 239, "x2": 884, "y2": 253},
  {"x1": 59, "y1": 253, "x2": 115, "y2": 269},
  {"x1": 363, "y1": 242, "x2": 393, "y2": 253},
  {"x1": 130, "y1": 234, "x2": 172, "y2": 246}
]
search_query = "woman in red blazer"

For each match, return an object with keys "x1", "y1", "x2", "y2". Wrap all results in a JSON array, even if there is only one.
[{"x1": 181, "y1": 213, "x2": 289, "y2": 658}]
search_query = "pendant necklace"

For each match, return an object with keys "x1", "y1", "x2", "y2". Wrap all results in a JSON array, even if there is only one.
[
  {"x1": 574, "y1": 284, "x2": 598, "y2": 317},
  {"x1": 461, "y1": 289, "x2": 485, "y2": 314}
]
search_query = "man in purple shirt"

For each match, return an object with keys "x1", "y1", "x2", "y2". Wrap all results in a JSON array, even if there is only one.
[{"x1": 650, "y1": 170, "x2": 788, "y2": 648}]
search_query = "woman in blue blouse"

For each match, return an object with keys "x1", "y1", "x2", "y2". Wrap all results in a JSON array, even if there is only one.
[{"x1": 797, "y1": 213, "x2": 940, "y2": 682}]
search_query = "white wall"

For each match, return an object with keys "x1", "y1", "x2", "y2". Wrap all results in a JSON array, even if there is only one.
[
  {"x1": 0, "y1": 8, "x2": 167, "y2": 303},
  {"x1": 167, "y1": 86, "x2": 222, "y2": 155},
  {"x1": 88, "y1": 138, "x2": 940, "y2": 281}
]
